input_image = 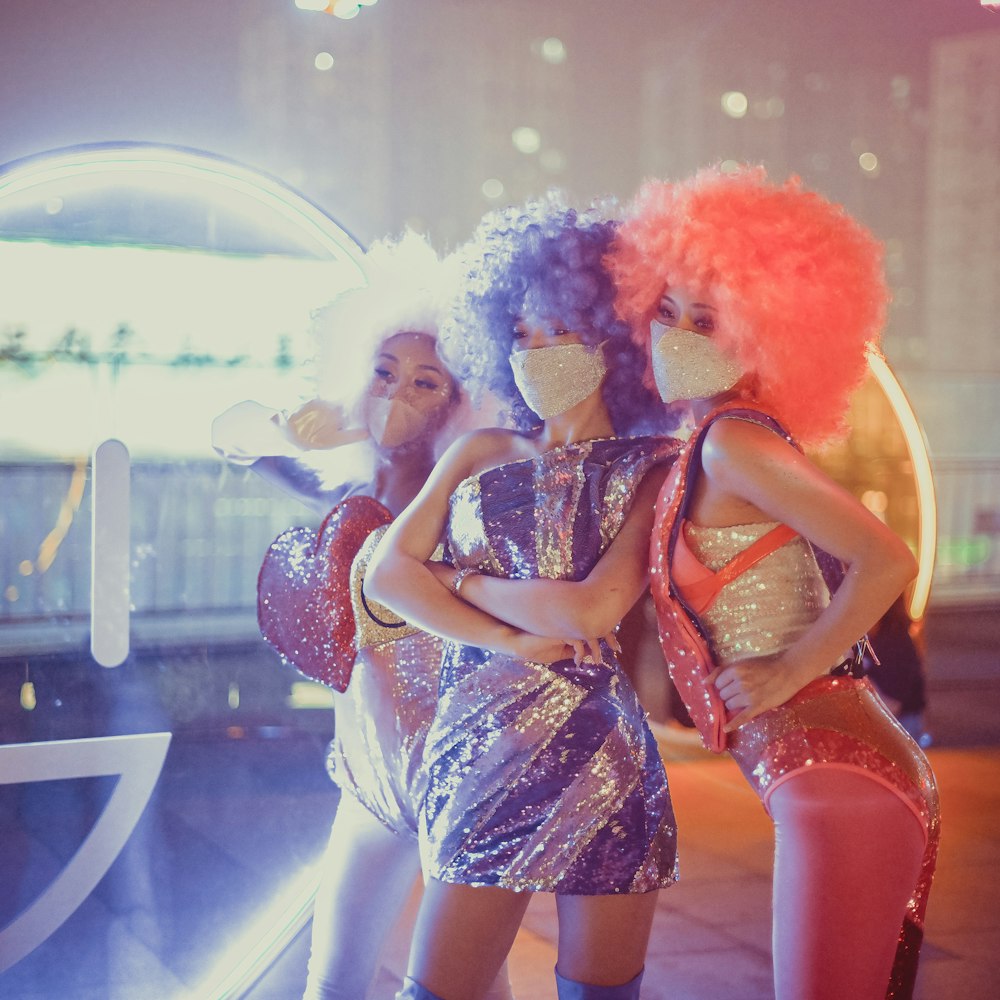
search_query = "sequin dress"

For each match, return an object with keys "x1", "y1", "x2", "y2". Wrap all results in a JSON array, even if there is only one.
[
  {"x1": 651, "y1": 407, "x2": 940, "y2": 999},
  {"x1": 326, "y1": 524, "x2": 443, "y2": 838},
  {"x1": 419, "y1": 436, "x2": 680, "y2": 895}
]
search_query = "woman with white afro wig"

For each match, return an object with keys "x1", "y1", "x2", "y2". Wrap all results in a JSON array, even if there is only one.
[{"x1": 213, "y1": 228, "x2": 511, "y2": 1000}]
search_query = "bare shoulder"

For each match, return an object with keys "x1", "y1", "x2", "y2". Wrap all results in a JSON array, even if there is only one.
[
  {"x1": 434, "y1": 427, "x2": 529, "y2": 487},
  {"x1": 702, "y1": 416, "x2": 797, "y2": 479}
]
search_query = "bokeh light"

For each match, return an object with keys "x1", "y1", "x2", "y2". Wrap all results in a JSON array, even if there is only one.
[
  {"x1": 314, "y1": 52, "x2": 335, "y2": 71},
  {"x1": 481, "y1": 178, "x2": 504, "y2": 199},
  {"x1": 721, "y1": 91, "x2": 749, "y2": 118},
  {"x1": 859, "y1": 151, "x2": 880, "y2": 173},
  {"x1": 511, "y1": 126, "x2": 541, "y2": 154},
  {"x1": 541, "y1": 37, "x2": 567, "y2": 64}
]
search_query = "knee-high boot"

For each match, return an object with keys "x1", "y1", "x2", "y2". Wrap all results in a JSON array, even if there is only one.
[
  {"x1": 396, "y1": 977, "x2": 447, "y2": 1000},
  {"x1": 554, "y1": 967, "x2": 644, "y2": 999}
]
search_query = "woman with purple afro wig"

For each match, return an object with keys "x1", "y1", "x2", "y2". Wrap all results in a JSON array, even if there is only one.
[
  {"x1": 440, "y1": 194, "x2": 667, "y2": 435},
  {"x1": 366, "y1": 195, "x2": 681, "y2": 1000},
  {"x1": 611, "y1": 165, "x2": 939, "y2": 1000}
]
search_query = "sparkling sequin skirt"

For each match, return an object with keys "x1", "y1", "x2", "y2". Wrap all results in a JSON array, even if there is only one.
[
  {"x1": 326, "y1": 630, "x2": 442, "y2": 838},
  {"x1": 728, "y1": 674, "x2": 940, "y2": 999},
  {"x1": 418, "y1": 642, "x2": 678, "y2": 894}
]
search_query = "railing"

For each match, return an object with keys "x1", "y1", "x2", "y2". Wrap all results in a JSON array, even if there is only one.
[
  {"x1": 0, "y1": 460, "x2": 312, "y2": 656},
  {"x1": 931, "y1": 458, "x2": 1000, "y2": 605}
]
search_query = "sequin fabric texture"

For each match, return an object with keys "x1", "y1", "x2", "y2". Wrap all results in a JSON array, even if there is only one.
[
  {"x1": 257, "y1": 496, "x2": 392, "y2": 691},
  {"x1": 325, "y1": 527, "x2": 446, "y2": 835},
  {"x1": 326, "y1": 628, "x2": 443, "y2": 837},
  {"x1": 651, "y1": 407, "x2": 940, "y2": 998},
  {"x1": 420, "y1": 436, "x2": 681, "y2": 895},
  {"x1": 678, "y1": 521, "x2": 940, "y2": 999}
]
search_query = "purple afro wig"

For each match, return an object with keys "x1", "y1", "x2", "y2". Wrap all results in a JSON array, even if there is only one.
[{"x1": 441, "y1": 192, "x2": 668, "y2": 434}]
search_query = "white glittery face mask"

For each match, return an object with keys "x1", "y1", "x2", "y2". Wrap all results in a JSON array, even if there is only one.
[
  {"x1": 365, "y1": 396, "x2": 433, "y2": 448},
  {"x1": 649, "y1": 320, "x2": 743, "y2": 404},
  {"x1": 509, "y1": 342, "x2": 608, "y2": 420}
]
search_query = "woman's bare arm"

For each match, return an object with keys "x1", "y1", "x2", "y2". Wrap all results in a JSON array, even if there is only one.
[
  {"x1": 365, "y1": 432, "x2": 572, "y2": 663},
  {"x1": 435, "y1": 465, "x2": 669, "y2": 640},
  {"x1": 699, "y1": 418, "x2": 917, "y2": 729}
]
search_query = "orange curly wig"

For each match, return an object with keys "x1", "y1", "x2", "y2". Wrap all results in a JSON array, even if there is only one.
[{"x1": 609, "y1": 165, "x2": 889, "y2": 446}]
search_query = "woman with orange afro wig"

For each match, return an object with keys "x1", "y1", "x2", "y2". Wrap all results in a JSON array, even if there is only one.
[{"x1": 610, "y1": 166, "x2": 940, "y2": 1000}]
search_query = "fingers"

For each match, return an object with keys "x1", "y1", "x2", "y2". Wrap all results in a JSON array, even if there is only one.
[
  {"x1": 724, "y1": 706, "x2": 757, "y2": 733},
  {"x1": 586, "y1": 637, "x2": 604, "y2": 663},
  {"x1": 605, "y1": 630, "x2": 622, "y2": 655},
  {"x1": 569, "y1": 639, "x2": 586, "y2": 666}
]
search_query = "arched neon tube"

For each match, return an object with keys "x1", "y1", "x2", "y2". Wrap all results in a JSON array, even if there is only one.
[{"x1": 866, "y1": 348, "x2": 937, "y2": 620}]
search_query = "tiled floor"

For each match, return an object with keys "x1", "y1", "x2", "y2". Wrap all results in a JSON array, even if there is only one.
[
  {"x1": 246, "y1": 603, "x2": 1000, "y2": 1000},
  {"x1": 2, "y1": 604, "x2": 997, "y2": 1000},
  {"x1": 262, "y1": 746, "x2": 993, "y2": 1000}
]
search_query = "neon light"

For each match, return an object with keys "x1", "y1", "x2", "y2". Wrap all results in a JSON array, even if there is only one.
[
  {"x1": 0, "y1": 143, "x2": 366, "y2": 278},
  {"x1": 866, "y1": 349, "x2": 937, "y2": 620},
  {"x1": 188, "y1": 856, "x2": 323, "y2": 1000},
  {"x1": 91, "y1": 439, "x2": 130, "y2": 668},
  {"x1": 0, "y1": 143, "x2": 367, "y2": 992},
  {"x1": 0, "y1": 733, "x2": 171, "y2": 971}
]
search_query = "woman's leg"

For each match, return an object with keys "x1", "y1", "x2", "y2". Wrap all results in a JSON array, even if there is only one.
[
  {"x1": 405, "y1": 878, "x2": 531, "y2": 1000},
  {"x1": 554, "y1": 890, "x2": 658, "y2": 993},
  {"x1": 769, "y1": 768, "x2": 925, "y2": 1000},
  {"x1": 304, "y1": 793, "x2": 421, "y2": 1000}
]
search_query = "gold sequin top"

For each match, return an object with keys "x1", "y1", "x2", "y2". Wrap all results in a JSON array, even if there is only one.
[{"x1": 680, "y1": 520, "x2": 830, "y2": 664}]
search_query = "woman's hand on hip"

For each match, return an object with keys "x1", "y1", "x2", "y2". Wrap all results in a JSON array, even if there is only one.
[{"x1": 706, "y1": 655, "x2": 805, "y2": 732}]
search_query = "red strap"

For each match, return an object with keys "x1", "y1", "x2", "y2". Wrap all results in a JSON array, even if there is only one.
[{"x1": 682, "y1": 523, "x2": 799, "y2": 612}]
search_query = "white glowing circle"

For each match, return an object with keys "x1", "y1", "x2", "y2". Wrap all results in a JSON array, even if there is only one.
[
  {"x1": 511, "y1": 126, "x2": 541, "y2": 154},
  {"x1": 541, "y1": 37, "x2": 567, "y2": 64},
  {"x1": 720, "y1": 159, "x2": 740, "y2": 174},
  {"x1": 0, "y1": 140, "x2": 368, "y2": 996},
  {"x1": 481, "y1": 178, "x2": 504, "y2": 200},
  {"x1": 539, "y1": 149, "x2": 566, "y2": 173},
  {"x1": 314, "y1": 52, "x2": 335, "y2": 71},
  {"x1": 859, "y1": 151, "x2": 879, "y2": 172},
  {"x1": 44, "y1": 195, "x2": 63, "y2": 215},
  {"x1": 721, "y1": 91, "x2": 749, "y2": 118},
  {"x1": 332, "y1": 0, "x2": 360, "y2": 18},
  {"x1": 0, "y1": 144, "x2": 367, "y2": 266}
]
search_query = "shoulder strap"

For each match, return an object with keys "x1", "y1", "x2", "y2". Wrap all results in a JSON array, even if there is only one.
[
  {"x1": 681, "y1": 522, "x2": 798, "y2": 612},
  {"x1": 664, "y1": 403, "x2": 867, "y2": 674}
]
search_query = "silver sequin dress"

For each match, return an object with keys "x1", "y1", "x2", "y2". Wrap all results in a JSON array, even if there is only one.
[
  {"x1": 326, "y1": 525, "x2": 443, "y2": 838},
  {"x1": 419, "y1": 436, "x2": 680, "y2": 895}
]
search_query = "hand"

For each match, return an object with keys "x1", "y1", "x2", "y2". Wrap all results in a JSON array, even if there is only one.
[
  {"x1": 568, "y1": 631, "x2": 622, "y2": 666},
  {"x1": 508, "y1": 631, "x2": 573, "y2": 664},
  {"x1": 284, "y1": 400, "x2": 369, "y2": 450},
  {"x1": 705, "y1": 654, "x2": 805, "y2": 732}
]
